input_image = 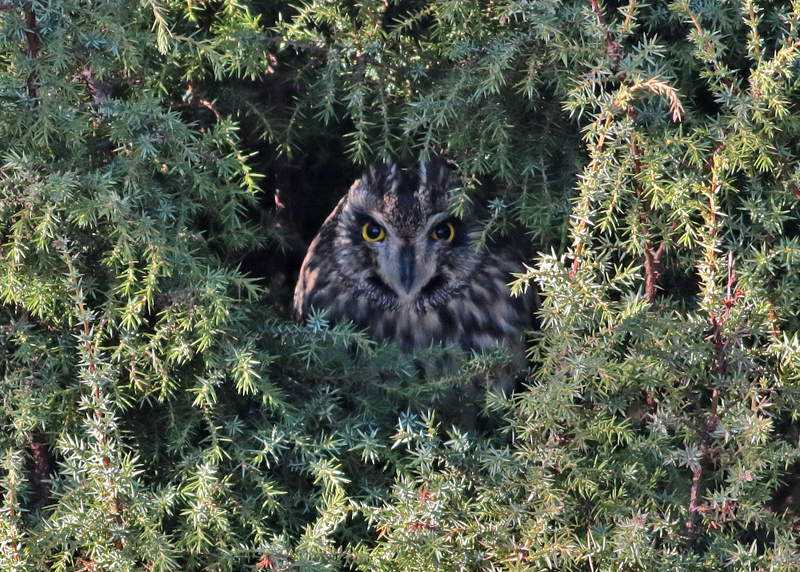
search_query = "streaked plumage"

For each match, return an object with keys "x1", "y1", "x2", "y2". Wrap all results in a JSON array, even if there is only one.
[{"x1": 293, "y1": 159, "x2": 535, "y2": 359}]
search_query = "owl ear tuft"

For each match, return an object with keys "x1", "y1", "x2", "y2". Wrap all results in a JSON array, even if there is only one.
[
  {"x1": 361, "y1": 161, "x2": 398, "y2": 197},
  {"x1": 419, "y1": 154, "x2": 455, "y2": 203}
]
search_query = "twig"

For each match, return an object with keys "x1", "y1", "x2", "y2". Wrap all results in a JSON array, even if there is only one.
[
  {"x1": 59, "y1": 243, "x2": 124, "y2": 550},
  {"x1": 685, "y1": 388, "x2": 720, "y2": 544},
  {"x1": 188, "y1": 84, "x2": 221, "y2": 120},
  {"x1": 723, "y1": 251, "x2": 741, "y2": 321},
  {"x1": 627, "y1": 106, "x2": 661, "y2": 304},
  {"x1": 683, "y1": 6, "x2": 733, "y2": 89},
  {"x1": 570, "y1": 115, "x2": 612, "y2": 276},
  {"x1": 28, "y1": 434, "x2": 54, "y2": 506},
  {"x1": 23, "y1": 3, "x2": 40, "y2": 100},
  {"x1": 774, "y1": 150, "x2": 800, "y2": 200},
  {"x1": 590, "y1": 0, "x2": 618, "y2": 59},
  {"x1": 572, "y1": 1, "x2": 624, "y2": 276},
  {"x1": 685, "y1": 462, "x2": 703, "y2": 541}
]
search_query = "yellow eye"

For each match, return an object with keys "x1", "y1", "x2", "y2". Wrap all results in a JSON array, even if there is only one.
[
  {"x1": 430, "y1": 222, "x2": 455, "y2": 242},
  {"x1": 362, "y1": 221, "x2": 386, "y2": 242}
]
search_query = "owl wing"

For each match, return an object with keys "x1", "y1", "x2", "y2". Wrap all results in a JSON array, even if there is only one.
[{"x1": 292, "y1": 195, "x2": 348, "y2": 321}]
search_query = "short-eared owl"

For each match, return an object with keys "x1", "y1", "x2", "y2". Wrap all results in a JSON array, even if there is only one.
[{"x1": 293, "y1": 159, "x2": 535, "y2": 358}]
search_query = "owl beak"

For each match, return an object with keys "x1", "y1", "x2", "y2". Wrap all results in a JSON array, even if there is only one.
[{"x1": 399, "y1": 245, "x2": 416, "y2": 293}]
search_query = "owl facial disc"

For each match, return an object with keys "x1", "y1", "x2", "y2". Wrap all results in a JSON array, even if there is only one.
[
  {"x1": 370, "y1": 226, "x2": 443, "y2": 304},
  {"x1": 398, "y1": 245, "x2": 415, "y2": 293}
]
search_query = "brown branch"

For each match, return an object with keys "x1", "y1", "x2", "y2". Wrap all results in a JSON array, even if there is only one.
[
  {"x1": 643, "y1": 246, "x2": 659, "y2": 303},
  {"x1": 685, "y1": 388, "x2": 720, "y2": 545},
  {"x1": 709, "y1": 388, "x2": 720, "y2": 425},
  {"x1": 703, "y1": 253, "x2": 740, "y2": 378},
  {"x1": 703, "y1": 144, "x2": 726, "y2": 174},
  {"x1": 622, "y1": 0, "x2": 635, "y2": 30},
  {"x1": 723, "y1": 251, "x2": 741, "y2": 321},
  {"x1": 27, "y1": 433, "x2": 54, "y2": 507},
  {"x1": 23, "y1": 3, "x2": 40, "y2": 101},
  {"x1": 187, "y1": 84, "x2": 221, "y2": 120},
  {"x1": 585, "y1": 5, "x2": 681, "y2": 299},
  {"x1": 685, "y1": 462, "x2": 704, "y2": 541},
  {"x1": 698, "y1": 144, "x2": 725, "y2": 307},
  {"x1": 683, "y1": 7, "x2": 733, "y2": 89},
  {"x1": 708, "y1": 314, "x2": 728, "y2": 376},
  {"x1": 627, "y1": 106, "x2": 662, "y2": 304},
  {"x1": 774, "y1": 150, "x2": 800, "y2": 200},
  {"x1": 768, "y1": 308, "x2": 780, "y2": 339},
  {"x1": 590, "y1": 0, "x2": 618, "y2": 59}
]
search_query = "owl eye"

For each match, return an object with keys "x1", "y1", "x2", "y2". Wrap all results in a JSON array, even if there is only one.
[
  {"x1": 430, "y1": 222, "x2": 455, "y2": 242},
  {"x1": 362, "y1": 221, "x2": 386, "y2": 242}
]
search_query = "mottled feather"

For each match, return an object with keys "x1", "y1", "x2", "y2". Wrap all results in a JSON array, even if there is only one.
[{"x1": 294, "y1": 159, "x2": 535, "y2": 358}]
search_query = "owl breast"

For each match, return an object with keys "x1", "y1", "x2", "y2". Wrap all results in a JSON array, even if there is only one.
[{"x1": 293, "y1": 160, "x2": 535, "y2": 356}]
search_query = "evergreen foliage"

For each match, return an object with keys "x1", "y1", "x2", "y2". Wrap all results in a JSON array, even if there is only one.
[{"x1": 1, "y1": 0, "x2": 800, "y2": 571}]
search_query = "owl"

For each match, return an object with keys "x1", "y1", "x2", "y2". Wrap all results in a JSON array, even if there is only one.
[{"x1": 293, "y1": 159, "x2": 535, "y2": 362}]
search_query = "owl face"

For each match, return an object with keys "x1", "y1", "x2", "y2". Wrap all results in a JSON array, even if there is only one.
[
  {"x1": 294, "y1": 158, "x2": 536, "y2": 357},
  {"x1": 332, "y1": 161, "x2": 482, "y2": 310}
]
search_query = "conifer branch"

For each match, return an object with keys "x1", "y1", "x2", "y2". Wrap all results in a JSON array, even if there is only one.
[
  {"x1": 570, "y1": 114, "x2": 612, "y2": 276},
  {"x1": 589, "y1": 0, "x2": 617, "y2": 60},
  {"x1": 58, "y1": 242, "x2": 125, "y2": 551},
  {"x1": 1, "y1": 450, "x2": 25, "y2": 568},
  {"x1": 627, "y1": 106, "x2": 661, "y2": 304},
  {"x1": 679, "y1": 3, "x2": 734, "y2": 89}
]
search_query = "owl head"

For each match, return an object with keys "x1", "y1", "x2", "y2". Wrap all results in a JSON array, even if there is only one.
[{"x1": 332, "y1": 158, "x2": 483, "y2": 310}]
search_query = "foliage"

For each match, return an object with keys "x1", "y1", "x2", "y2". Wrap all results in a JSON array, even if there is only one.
[{"x1": 1, "y1": 0, "x2": 800, "y2": 571}]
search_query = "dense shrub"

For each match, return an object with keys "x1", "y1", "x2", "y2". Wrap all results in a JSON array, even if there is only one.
[{"x1": 0, "y1": 0, "x2": 799, "y2": 570}]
